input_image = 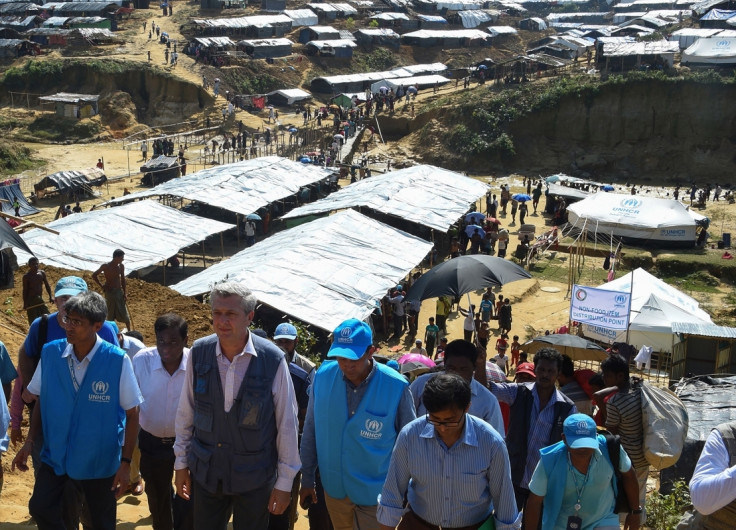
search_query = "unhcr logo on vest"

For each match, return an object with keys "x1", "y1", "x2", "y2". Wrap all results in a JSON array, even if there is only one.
[
  {"x1": 361, "y1": 418, "x2": 384, "y2": 440},
  {"x1": 89, "y1": 380, "x2": 111, "y2": 403}
]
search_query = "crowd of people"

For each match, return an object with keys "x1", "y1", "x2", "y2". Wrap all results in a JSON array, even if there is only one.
[{"x1": 2, "y1": 269, "x2": 736, "y2": 530}]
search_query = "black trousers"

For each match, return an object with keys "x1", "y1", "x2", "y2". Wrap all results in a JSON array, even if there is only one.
[
  {"x1": 29, "y1": 463, "x2": 116, "y2": 530},
  {"x1": 193, "y1": 479, "x2": 271, "y2": 530},
  {"x1": 139, "y1": 429, "x2": 193, "y2": 530}
]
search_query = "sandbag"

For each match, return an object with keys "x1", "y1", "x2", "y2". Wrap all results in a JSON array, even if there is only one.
[{"x1": 641, "y1": 381, "x2": 689, "y2": 470}]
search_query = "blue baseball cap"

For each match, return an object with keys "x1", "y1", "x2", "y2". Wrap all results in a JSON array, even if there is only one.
[
  {"x1": 563, "y1": 414, "x2": 600, "y2": 452},
  {"x1": 328, "y1": 318, "x2": 373, "y2": 360},
  {"x1": 55, "y1": 276, "x2": 88, "y2": 297},
  {"x1": 273, "y1": 322, "x2": 297, "y2": 340}
]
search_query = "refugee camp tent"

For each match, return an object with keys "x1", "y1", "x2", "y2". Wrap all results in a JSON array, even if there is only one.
[
  {"x1": 304, "y1": 38, "x2": 356, "y2": 57},
  {"x1": 38, "y1": 92, "x2": 99, "y2": 118},
  {"x1": 581, "y1": 268, "x2": 712, "y2": 353},
  {"x1": 172, "y1": 209, "x2": 433, "y2": 332},
  {"x1": 520, "y1": 17, "x2": 547, "y2": 30},
  {"x1": 239, "y1": 37, "x2": 293, "y2": 58},
  {"x1": 15, "y1": 200, "x2": 234, "y2": 274},
  {"x1": 0, "y1": 37, "x2": 34, "y2": 57},
  {"x1": 353, "y1": 27, "x2": 400, "y2": 46},
  {"x1": 34, "y1": 168, "x2": 106, "y2": 198},
  {"x1": 417, "y1": 14, "x2": 447, "y2": 29},
  {"x1": 0, "y1": 215, "x2": 33, "y2": 255},
  {"x1": 266, "y1": 88, "x2": 312, "y2": 105},
  {"x1": 567, "y1": 193, "x2": 699, "y2": 248},
  {"x1": 486, "y1": 25, "x2": 518, "y2": 37},
  {"x1": 370, "y1": 74, "x2": 450, "y2": 93},
  {"x1": 402, "y1": 28, "x2": 489, "y2": 47},
  {"x1": 283, "y1": 9, "x2": 318, "y2": 27},
  {"x1": 456, "y1": 10, "x2": 500, "y2": 28},
  {"x1": 105, "y1": 157, "x2": 336, "y2": 219},
  {"x1": 298, "y1": 24, "x2": 339, "y2": 43},
  {"x1": 682, "y1": 36, "x2": 736, "y2": 64},
  {"x1": 602, "y1": 40, "x2": 678, "y2": 69},
  {"x1": 282, "y1": 164, "x2": 490, "y2": 233},
  {"x1": 669, "y1": 27, "x2": 721, "y2": 49},
  {"x1": 0, "y1": 182, "x2": 39, "y2": 216},
  {"x1": 140, "y1": 156, "x2": 180, "y2": 186},
  {"x1": 310, "y1": 63, "x2": 447, "y2": 93}
]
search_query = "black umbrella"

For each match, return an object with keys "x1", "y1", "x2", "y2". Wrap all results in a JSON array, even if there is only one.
[
  {"x1": 522, "y1": 334, "x2": 607, "y2": 361},
  {"x1": 406, "y1": 255, "x2": 531, "y2": 301}
]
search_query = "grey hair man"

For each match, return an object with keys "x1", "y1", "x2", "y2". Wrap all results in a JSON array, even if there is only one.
[{"x1": 174, "y1": 281, "x2": 301, "y2": 530}]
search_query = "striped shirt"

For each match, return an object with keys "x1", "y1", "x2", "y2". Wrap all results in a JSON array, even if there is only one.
[
  {"x1": 606, "y1": 383, "x2": 647, "y2": 469},
  {"x1": 490, "y1": 382, "x2": 577, "y2": 488},
  {"x1": 377, "y1": 415, "x2": 521, "y2": 529}
]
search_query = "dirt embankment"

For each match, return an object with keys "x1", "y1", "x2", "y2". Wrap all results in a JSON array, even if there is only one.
[{"x1": 376, "y1": 78, "x2": 736, "y2": 183}]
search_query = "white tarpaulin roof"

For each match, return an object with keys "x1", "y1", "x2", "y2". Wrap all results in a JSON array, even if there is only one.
[
  {"x1": 403, "y1": 28, "x2": 489, "y2": 39},
  {"x1": 682, "y1": 37, "x2": 736, "y2": 64},
  {"x1": 266, "y1": 88, "x2": 312, "y2": 104},
  {"x1": 458, "y1": 10, "x2": 495, "y2": 28},
  {"x1": 15, "y1": 200, "x2": 234, "y2": 273},
  {"x1": 487, "y1": 25, "x2": 518, "y2": 36},
  {"x1": 193, "y1": 14, "x2": 291, "y2": 29},
  {"x1": 313, "y1": 63, "x2": 446, "y2": 87},
  {"x1": 582, "y1": 268, "x2": 712, "y2": 351},
  {"x1": 105, "y1": 157, "x2": 335, "y2": 217},
  {"x1": 602, "y1": 40, "x2": 678, "y2": 56},
  {"x1": 370, "y1": 75, "x2": 450, "y2": 93},
  {"x1": 283, "y1": 9, "x2": 318, "y2": 26},
  {"x1": 307, "y1": 39, "x2": 357, "y2": 49},
  {"x1": 172, "y1": 209, "x2": 433, "y2": 331},
  {"x1": 282, "y1": 164, "x2": 490, "y2": 232},
  {"x1": 567, "y1": 193, "x2": 699, "y2": 243}
]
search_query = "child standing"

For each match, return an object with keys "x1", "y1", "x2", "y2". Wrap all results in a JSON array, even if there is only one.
[
  {"x1": 424, "y1": 317, "x2": 440, "y2": 357},
  {"x1": 510, "y1": 335, "x2": 521, "y2": 369},
  {"x1": 480, "y1": 294, "x2": 493, "y2": 323},
  {"x1": 494, "y1": 334, "x2": 510, "y2": 375}
]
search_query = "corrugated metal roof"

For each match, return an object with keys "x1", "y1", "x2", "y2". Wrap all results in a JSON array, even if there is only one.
[{"x1": 672, "y1": 322, "x2": 736, "y2": 339}]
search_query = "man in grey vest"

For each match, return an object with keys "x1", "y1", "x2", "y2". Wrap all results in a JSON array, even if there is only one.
[
  {"x1": 173, "y1": 281, "x2": 301, "y2": 530},
  {"x1": 688, "y1": 420, "x2": 736, "y2": 529}
]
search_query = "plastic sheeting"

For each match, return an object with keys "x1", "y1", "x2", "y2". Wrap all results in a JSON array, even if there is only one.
[
  {"x1": 34, "y1": 168, "x2": 106, "y2": 194},
  {"x1": 0, "y1": 183, "x2": 39, "y2": 216},
  {"x1": 283, "y1": 9, "x2": 318, "y2": 26},
  {"x1": 106, "y1": 157, "x2": 336, "y2": 217},
  {"x1": 682, "y1": 37, "x2": 736, "y2": 64},
  {"x1": 403, "y1": 29, "x2": 489, "y2": 39},
  {"x1": 172, "y1": 209, "x2": 434, "y2": 331},
  {"x1": 602, "y1": 40, "x2": 679, "y2": 56},
  {"x1": 281, "y1": 164, "x2": 490, "y2": 232},
  {"x1": 486, "y1": 25, "x2": 518, "y2": 36},
  {"x1": 370, "y1": 75, "x2": 450, "y2": 93},
  {"x1": 15, "y1": 200, "x2": 234, "y2": 273}
]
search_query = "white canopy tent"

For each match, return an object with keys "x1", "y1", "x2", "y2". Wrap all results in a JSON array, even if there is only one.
[
  {"x1": 172, "y1": 210, "x2": 433, "y2": 332},
  {"x1": 682, "y1": 37, "x2": 736, "y2": 65},
  {"x1": 370, "y1": 75, "x2": 450, "y2": 93},
  {"x1": 281, "y1": 164, "x2": 490, "y2": 232},
  {"x1": 566, "y1": 193, "x2": 699, "y2": 246},
  {"x1": 15, "y1": 200, "x2": 234, "y2": 273},
  {"x1": 105, "y1": 157, "x2": 336, "y2": 217},
  {"x1": 581, "y1": 268, "x2": 712, "y2": 352}
]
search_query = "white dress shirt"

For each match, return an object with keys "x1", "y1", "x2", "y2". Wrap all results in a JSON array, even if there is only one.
[
  {"x1": 27, "y1": 336, "x2": 142, "y2": 411},
  {"x1": 690, "y1": 428, "x2": 736, "y2": 515},
  {"x1": 121, "y1": 334, "x2": 147, "y2": 359},
  {"x1": 174, "y1": 332, "x2": 301, "y2": 492},
  {"x1": 132, "y1": 346, "x2": 190, "y2": 439}
]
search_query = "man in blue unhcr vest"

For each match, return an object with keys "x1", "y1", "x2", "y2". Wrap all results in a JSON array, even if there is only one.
[
  {"x1": 300, "y1": 318, "x2": 416, "y2": 530},
  {"x1": 12, "y1": 291, "x2": 143, "y2": 530},
  {"x1": 173, "y1": 281, "x2": 301, "y2": 530},
  {"x1": 378, "y1": 373, "x2": 521, "y2": 530},
  {"x1": 524, "y1": 414, "x2": 642, "y2": 530}
]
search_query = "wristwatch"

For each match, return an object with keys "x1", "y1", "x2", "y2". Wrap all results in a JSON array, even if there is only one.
[
  {"x1": 631, "y1": 507, "x2": 643, "y2": 515},
  {"x1": 121, "y1": 457, "x2": 132, "y2": 464}
]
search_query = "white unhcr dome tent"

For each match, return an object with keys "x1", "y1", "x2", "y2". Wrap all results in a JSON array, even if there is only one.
[
  {"x1": 682, "y1": 36, "x2": 736, "y2": 65},
  {"x1": 566, "y1": 193, "x2": 699, "y2": 247}
]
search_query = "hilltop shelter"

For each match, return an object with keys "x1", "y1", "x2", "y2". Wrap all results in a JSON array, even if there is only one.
[
  {"x1": 353, "y1": 27, "x2": 400, "y2": 46},
  {"x1": 38, "y1": 2, "x2": 118, "y2": 28},
  {"x1": 283, "y1": 9, "x2": 318, "y2": 26},
  {"x1": 669, "y1": 27, "x2": 722, "y2": 48},
  {"x1": 38, "y1": 92, "x2": 99, "y2": 118},
  {"x1": 401, "y1": 28, "x2": 489, "y2": 47},
  {"x1": 239, "y1": 37, "x2": 292, "y2": 58},
  {"x1": 682, "y1": 36, "x2": 736, "y2": 64},
  {"x1": 172, "y1": 209, "x2": 434, "y2": 332},
  {"x1": 519, "y1": 17, "x2": 547, "y2": 30},
  {"x1": 306, "y1": 2, "x2": 358, "y2": 21},
  {"x1": 298, "y1": 24, "x2": 339, "y2": 43},
  {"x1": 266, "y1": 88, "x2": 311, "y2": 106},
  {"x1": 0, "y1": 37, "x2": 34, "y2": 57},
  {"x1": 304, "y1": 38, "x2": 356, "y2": 57},
  {"x1": 15, "y1": 200, "x2": 234, "y2": 274},
  {"x1": 191, "y1": 36, "x2": 236, "y2": 53},
  {"x1": 566, "y1": 192, "x2": 702, "y2": 248},
  {"x1": 281, "y1": 164, "x2": 490, "y2": 236},
  {"x1": 486, "y1": 25, "x2": 518, "y2": 38},
  {"x1": 105, "y1": 156, "x2": 336, "y2": 220},
  {"x1": 455, "y1": 10, "x2": 501, "y2": 28},
  {"x1": 602, "y1": 40, "x2": 678, "y2": 69},
  {"x1": 140, "y1": 156, "x2": 180, "y2": 186},
  {"x1": 310, "y1": 62, "x2": 447, "y2": 93},
  {"x1": 34, "y1": 168, "x2": 106, "y2": 199},
  {"x1": 370, "y1": 74, "x2": 450, "y2": 92},
  {"x1": 192, "y1": 15, "x2": 292, "y2": 37},
  {"x1": 581, "y1": 268, "x2": 713, "y2": 354}
]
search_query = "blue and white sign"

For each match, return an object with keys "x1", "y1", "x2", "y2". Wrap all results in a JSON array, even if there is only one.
[{"x1": 570, "y1": 285, "x2": 631, "y2": 330}]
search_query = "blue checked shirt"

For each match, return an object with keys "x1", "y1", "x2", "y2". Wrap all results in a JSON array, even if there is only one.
[
  {"x1": 377, "y1": 415, "x2": 521, "y2": 529},
  {"x1": 490, "y1": 382, "x2": 577, "y2": 488}
]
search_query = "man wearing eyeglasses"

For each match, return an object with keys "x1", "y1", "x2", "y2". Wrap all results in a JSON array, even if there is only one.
[
  {"x1": 300, "y1": 318, "x2": 415, "y2": 530},
  {"x1": 378, "y1": 373, "x2": 521, "y2": 530},
  {"x1": 13, "y1": 291, "x2": 142, "y2": 530}
]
